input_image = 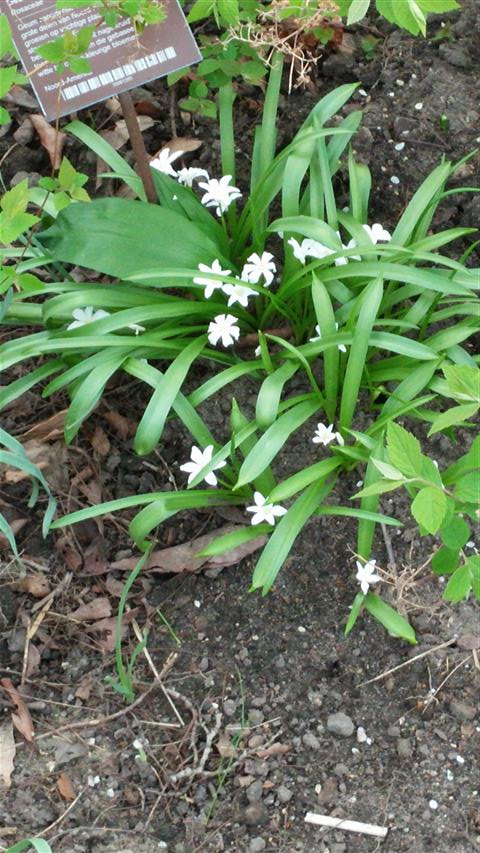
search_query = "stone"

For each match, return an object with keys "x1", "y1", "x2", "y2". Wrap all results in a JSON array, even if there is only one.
[
  {"x1": 277, "y1": 785, "x2": 293, "y2": 803},
  {"x1": 249, "y1": 709, "x2": 264, "y2": 726},
  {"x1": 439, "y1": 43, "x2": 472, "y2": 70},
  {"x1": 322, "y1": 52, "x2": 357, "y2": 81},
  {"x1": 223, "y1": 699, "x2": 236, "y2": 717},
  {"x1": 246, "y1": 780, "x2": 263, "y2": 803},
  {"x1": 396, "y1": 738, "x2": 413, "y2": 759},
  {"x1": 242, "y1": 803, "x2": 269, "y2": 826},
  {"x1": 449, "y1": 699, "x2": 477, "y2": 721},
  {"x1": 249, "y1": 838, "x2": 266, "y2": 852},
  {"x1": 331, "y1": 845, "x2": 347, "y2": 853},
  {"x1": 302, "y1": 732, "x2": 321, "y2": 750},
  {"x1": 327, "y1": 712, "x2": 355, "y2": 738}
]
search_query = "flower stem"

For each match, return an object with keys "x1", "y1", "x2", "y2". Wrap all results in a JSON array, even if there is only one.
[{"x1": 118, "y1": 91, "x2": 157, "y2": 204}]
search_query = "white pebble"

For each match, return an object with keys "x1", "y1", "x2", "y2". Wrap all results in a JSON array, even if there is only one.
[
  {"x1": 356, "y1": 480, "x2": 363, "y2": 488},
  {"x1": 396, "y1": 79, "x2": 405, "y2": 86},
  {"x1": 106, "y1": 788, "x2": 115, "y2": 798},
  {"x1": 194, "y1": 599, "x2": 201, "y2": 608},
  {"x1": 429, "y1": 799, "x2": 439, "y2": 810},
  {"x1": 297, "y1": 626, "x2": 307, "y2": 633},
  {"x1": 357, "y1": 726, "x2": 368, "y2": 743},
  {"x1": 390, "y1": 176, "x2": 400, "y2": 185},
  {"x1": 465, "y1": 541, "x2": 475, "y2": 548},
  {"x1": 87, "y1": 737, "x2": 96, "y2": 746},
  {"x1": 88, "y1": 775, "x2": 100, "y2": 787},
  {"x1": 358, "y1": 88, "x2": 368, "y2": 97},
  {"x1": 446, "y1": 769, "x2": 454, "y2": 781},
  {"x1": 315, "y1": 783, "x2": 322, "y2": 794},
  {"x1": 456, "y1": 754, "x2": 465, "y2": 764},
  {"x1": 394, "y1": 142, "x2": 405, "y2": 151},
  {"x1": 415, "y1": 102, "x2": 423, "y2": 111}
]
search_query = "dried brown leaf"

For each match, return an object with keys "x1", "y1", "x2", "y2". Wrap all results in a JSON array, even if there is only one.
[
  {"x1": 155, "y1": 137, "x2": 202, "y2": 156},
  {"x1": 70, "y1": 597, "x2": 112, "y2": 622},
  {"x1": 105, "y1": 574, "x2": 126, "y2": 598},
  {"x1": 21, "y1": 410, "x2": 67, "y2": 442},
  {"x1": 25, "y1": 644, "x2": 41, "y2": 679},
  {"x1": 256, "y1": 742, "x2": 291, "y2": 758},
  {"x1": 457, "y1": 634, "x2": 480, "y2": 650},
  {"x1": 30, "y1": 114, "x2": 66, "y2": 169},
  {"x1": 0, "y1": 678, "x2": 35, "y2": 742},
  {"x1": 56, "y1": 772, "x2": 77, "y2": 801},
  {"x1": 75, "y1": 674, "x2": 93, "y2": 701},
  {"x1": 216, "y1": 732, "x2": 237, "y2": 759},
  {"x1": 1, "y1": 439, "x2": 67, "y2": 491},
  {"x1": 0, "y1": 518, "x2": 27, "y2": 549},
  {"x1": 90, "y1": 426, "x2": 110, "y2": 457},
  {"x1": 87, "y1": 608, "x2": 139, "y2": 652},
  {"x1": 0, "y1": 721, "x2": 16, "y2": 789},
  {"x1": 101, "y1": 410, "x2": 136, "y2": 440},
  {"x1": 110, "y1": 525, "x2": 266, "y2": 575},
  {"x1": 101, "y1": 116, "x2": 153, "y2": 150},
  {"x1": 16, "y1": 573, "x2": 51, "y2": 598}
]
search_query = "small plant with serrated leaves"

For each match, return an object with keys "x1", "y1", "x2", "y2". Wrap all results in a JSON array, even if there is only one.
[{"x1": 340, "y1": 0, "x2": 460, "y2": 36}]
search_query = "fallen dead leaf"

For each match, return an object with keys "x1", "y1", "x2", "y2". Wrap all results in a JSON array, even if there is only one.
[
  {"x1": 90, "y1": 425, "x2": 110, "y2": 457},
  {"x1": 16, "y1": 573, "x2": 51, "y2": 598},
  {"x1": 100, "y1": 409, "x2": 136, "y2": 440},
  {"x1": 256, "y1": 742, "x2": 291, "y2": 759},
  {"x1": 75, "y1": 673, "x2": 93, "y2": 702},
  {"x1": 0, "y1": 721, "x2": 15, "y2": 789},
  {"x1": 82, "y1": 543, "x2": 108, "y2": 575},
  {"x1": 57, "y1": 772, "x2": 77, "y2": 801},
  {"x1": 105, "y1": 574, "x2": 126, "y2": 598},
  {"x1": 87, "y1": 608, "x2": 139, "y2": 652},
  {"x1": 70, "y1": 597, "x2": 112, "y2": 622},
  {"x1": 154, "y1": 136, "x2": 202, "y2": 156},
  {"x1": 25, "y1": 644, "x2": 41, "y2": 679},
  {"x1": 216, "y1": 732, "x2": 237, "y2": 759},
  {"x1": 101, "y1": 116, "x2": 154, "y2": 150},
  {"x1": 30, "y1": 114, "x2": 66, "y2": 169},
  {"x1": 0, "y1": 518, "x2": 27, "y2": 549},
  {"x1": 21, "y1": 410, "x2": 67, "y2": 442},
  {"x1": 5, "y1": 84, "x2": 37, "y2": 108},
  {"x1": 457, "y1": 634, "x2": 480, "y2": 650},
  {"x1": 0, "y1": 438, "x2": 67, "y2": 491},
  {"x1": 110, "y1": 525, "x2": 267, "y2": 574},
  {"x1": 0, "y1": 679, "x2": 35, "y2": 742}
]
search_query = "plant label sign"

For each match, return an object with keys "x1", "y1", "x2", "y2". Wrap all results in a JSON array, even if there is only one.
[{"x1": 4, "y1": 0, "x2": 201, "y2": 120}]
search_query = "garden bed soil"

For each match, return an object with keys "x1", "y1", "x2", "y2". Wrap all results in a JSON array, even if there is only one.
[{"x1": 1, "y1": 2, "x2": 480, "y2": 852}]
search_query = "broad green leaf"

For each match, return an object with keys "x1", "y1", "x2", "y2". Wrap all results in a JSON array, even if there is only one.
[
  {"x1": 129, "y1": 491, "x2": 240, "y2": 548},
  {"x1": 443, "y1": 364, "x2": 480, "y2": 402},
  {"x1": 134, "y1": 337, "x2": 205, "y2": 455},
  {"x1": 353, "y1": 479, "x2": 405, "y2": 499},
  {"x1": 440, "y1": 516, "x2": 470, "y2": 550},
  {"x1": 454, "y1": 472, "x2": 479, "y2": 504},
  {"x1": 428, "y1": 403, "x2": 478, "y2": 435},
  {"x1": 2, "y1": 840, "x2": 53, "y2": 853},
  {"x1": 411, "y1": 486, "x2": 448, "y2": 534},
  {"x1": 442, "y1": 564, "x2": 471, "y2": 602},
  {"x1": 269, "y1": 457, "x2": 341, "y2": 502},
  {"x1": 316, "y1": 506, "x2": 402, "y2": 526},
  {"x1": 387, "y1": 422, "x2": 423, "y2": 479},
  {"x1": 364, "y1": 593, "x2": 417, "y2": 643},
  {"x1": 371, "y1": 458, "x2": 405, "y2": 480},
  {"x1": 468, "y1": 555, "x2": 480, "y2": 599},
  {"x1": 347, "y1": 0, "x2": 371, "y2": 24},
  {"x1": 38, "y1": 198, "x2": 224, "y2": 279},
  {"x1": 64, "y1": 352, "x2": 127, "y2": 443},
  {"x1": 431, "y1": 545, "x2": 459, "y2": 575},
  {"x1": 66, "y1": 120, "x2": 145, "y2": 198},
  {"x1": 255, "y1": 361, "x2": 298, "y2": 428}
]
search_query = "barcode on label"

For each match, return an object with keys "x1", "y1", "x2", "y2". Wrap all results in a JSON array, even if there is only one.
[{"x1": 62, "y1": 45, "x2": 177, "y2": 101}]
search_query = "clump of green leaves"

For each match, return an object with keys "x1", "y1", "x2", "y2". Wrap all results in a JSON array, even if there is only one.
[
  {"x1": 39, "y1": 157, "x2": 90, "y2": 212},
  {"x1": 0, "y1": 14, "x2": 26, "y2": 125},
  {"x1": 340, "y1": 0, "x2": 460, "y2": 36},
  {"x1": 36, "y1": 24, "x2": 96, "y2": 75}
]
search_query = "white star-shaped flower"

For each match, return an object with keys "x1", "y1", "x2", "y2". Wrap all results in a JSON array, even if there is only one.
[
  {"x1": 355, "y1": 559, "x2": 381, "y2": 595},
  {"x1": 309, "y1": 322, "x2": 347, "y2": 353},
  {"x1": 150, "y1": 147, "x2": 184, "y2": 177},
  {"x1": 241, "y1": 251, "x2": 276, "y2": 287},
  {"x1": 222, "y1": 280, "x2": 258, "y2": 308},
  {"x1": 194, "y1": 260, "x2": 232, "y2": 299},
  {"x1": 207, "y1": 314, "x2": 240, "y2": 347},
  {"x1": 312, "y1": 422, "x2": 344, "y2": 447},
  {"x1": 179, "y1": 444, "x2": 226, "y2": 486},
  {"x1": 288, "y1": 237, "x2": 336, "y2": 265},
  {"x1": 198, "y1": 175, "x2": 242, "y2": 216},
  {"x1": 177, "y1": 166, "x2": 209, "y2": 186},
  {"x1": 246, "y1": 491, "x2": 287, "y2": 526},
  {"x1": 363, "y1": 223, "x2": 392, "y2": 243},
  {"x1": 67, "y1": 306, "x2": 110, "y2": 330},
  {"x1": 335, "y1": 237, "x2": 361, "y2": 266}
]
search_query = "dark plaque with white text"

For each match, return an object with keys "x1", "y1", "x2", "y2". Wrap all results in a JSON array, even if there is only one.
[{"x1": 4, "y1": 0, "x2": 201, "y2": 120}]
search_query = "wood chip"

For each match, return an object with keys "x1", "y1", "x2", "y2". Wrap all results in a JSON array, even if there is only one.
[{"x1": 56, "y1": 772, "x2": 77, "y2": 801}]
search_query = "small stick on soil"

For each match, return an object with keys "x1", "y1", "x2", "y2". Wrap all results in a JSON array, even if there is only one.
[
  {"x1": 35, "y1": 652, "x2": 178, "y2": 741},
  {"x1": 40, "y1": 787, "x2": 85, "y2": 837},
  {"x1": 305, "y1": 813, "x2": 388, "y2": 839},
  {"x1": 358, "y1": 637, "x2": 457, "y2": 686},
  {"x1": 131, "y1": 617, "x2": 184, "y2": 727},
  {"x1": 169, "y1": 711, "x2": 223, "y2": 783},
  {"x1": 422, "y1": 652, "x2": 472, "y2": 712},
  {"x1": 118, "y1": 90, "x2": 157, "y2": 203},
  {"x1": 381, "y1": 522, "x2": 396, "y2": 570}
]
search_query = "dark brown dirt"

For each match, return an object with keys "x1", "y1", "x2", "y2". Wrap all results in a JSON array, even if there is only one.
[{"x1": 1, "y1": 2, "x2": 479, "y2": 852}]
